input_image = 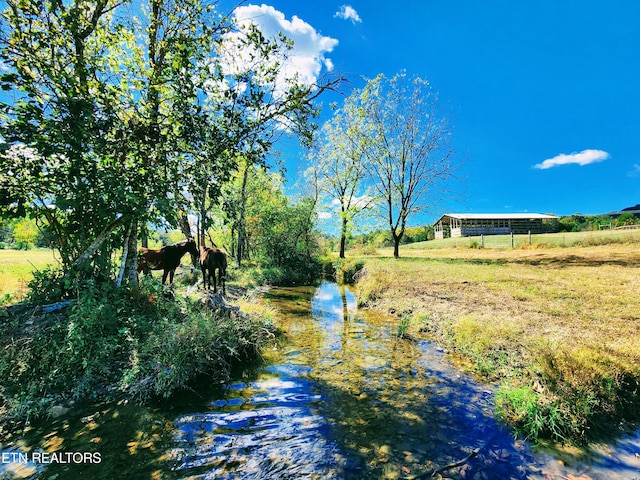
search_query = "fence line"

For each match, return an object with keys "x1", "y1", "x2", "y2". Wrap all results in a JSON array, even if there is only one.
[{"x1": 416, "y1": 229, "x2": 640, "y2": 250}]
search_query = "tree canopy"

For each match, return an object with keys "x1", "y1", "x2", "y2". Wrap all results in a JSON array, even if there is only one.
[
  {"x1": 0, "y1": 0, "x2": 339, "y2": 285},
  {"x1": 311, "y1": 72, "x2": 456, "y2": 258}
]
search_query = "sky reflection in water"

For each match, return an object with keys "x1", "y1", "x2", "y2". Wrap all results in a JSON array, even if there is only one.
[{"x1": 170, "y1": 282, "x2": 549, "y2": 479}]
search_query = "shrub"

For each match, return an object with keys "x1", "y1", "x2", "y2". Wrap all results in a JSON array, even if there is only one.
[
  {"x1": 26, "y1": 267, "x2": 70, "y2": 305},
  {"x1": 0, "y1": 280, "x2": 278, "y2": 420},
  {"x1": 495, "y1": 385, "x2": 565, "y2": 442}
]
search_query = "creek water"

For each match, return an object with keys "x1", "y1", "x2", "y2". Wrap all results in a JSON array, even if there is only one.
[{"x1": 2, "y1": 281, "x2": 640, "y2": 479}]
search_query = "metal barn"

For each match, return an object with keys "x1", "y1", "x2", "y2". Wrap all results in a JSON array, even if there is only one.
[{"x1": 433, "y1": 213, "x2": 559, "y2": 239}]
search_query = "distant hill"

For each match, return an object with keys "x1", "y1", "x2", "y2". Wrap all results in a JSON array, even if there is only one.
[{"x1": 621, "y1": 204, "x2": 640, "y2": 212}]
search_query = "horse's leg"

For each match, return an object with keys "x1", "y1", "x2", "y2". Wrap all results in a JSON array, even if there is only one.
[
  {"x1": 201, "y1": 264, "x2": 207, "y2": 290},
  {"x1": 162, "y1": 269, "x2": 168, "y2": 284},
  {"x1": 222, "y1": 270, "x2": 226, "y2": 296}
]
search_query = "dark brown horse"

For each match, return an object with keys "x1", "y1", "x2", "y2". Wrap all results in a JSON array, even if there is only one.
[
  {"x1": 200, "y1": 245, "x2": 227, "y2": 294},
  {"x1": 138, "y1": 239, "x2": 198, "y2": 284}
]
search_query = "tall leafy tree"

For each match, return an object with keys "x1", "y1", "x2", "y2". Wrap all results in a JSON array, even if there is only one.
[
  {"x1": 0, "y1": 0, "x2": 133, "y2": 278},
  {"x1": 206, "y1": 19, "x2": 341, "y2": 266},
  {"x1": 361, "y1": 72, "x2": 455, "y2": 258},
  {"x1": 0, "y1": 0, "x2": 339, "y2": 287},
  {"x1": 309, "y1": 102, "x2": 372, "y2": 258}
]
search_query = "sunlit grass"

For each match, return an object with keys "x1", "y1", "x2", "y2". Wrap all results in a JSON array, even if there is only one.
[
  {"x1": 0, "y1": 249, "x2": 57, "y2": 303},
  {"x1": 401, "y1": 228, "x2": 640, "y2": 250},
  {"x1": 354, "y1": 242, "x2": 640, "y2": 443}
]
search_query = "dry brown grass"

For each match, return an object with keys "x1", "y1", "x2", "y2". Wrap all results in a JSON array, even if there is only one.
[{"x1": 356, "y1": 244, "x2": 640, "y2": 442}]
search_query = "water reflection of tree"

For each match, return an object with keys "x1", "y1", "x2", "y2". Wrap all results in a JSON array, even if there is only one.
[
  {"x1": 298, "y1": 283, "x2": 538, "y2": 479},
  {"x1": 341, "y1": 284, "x2": 350, "y2": 361}
]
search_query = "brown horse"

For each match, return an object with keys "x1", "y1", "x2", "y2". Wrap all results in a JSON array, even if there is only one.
[
  {"x1": 138, "y1": 239, "x2": 198, "y2": 284},
  {"x1": 200, "y1": 245, "x2": 227, "y2": 294}
]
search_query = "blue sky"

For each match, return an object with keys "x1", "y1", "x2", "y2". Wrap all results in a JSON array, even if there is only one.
[{"x1": 225, "y1": 1, "x2": 640, "y2": 221}]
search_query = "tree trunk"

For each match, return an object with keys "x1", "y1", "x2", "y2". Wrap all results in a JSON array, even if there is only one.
[
  {"x1": 393, "y1": 238, "x2": 400, "y2": 258},
  {"x1": 236, "y1": 163, "x2": 249, "y2": 268},
  {"x1": 392, "y1": 225, "x2": 405, "y2": 259},
  {"x1": 339, "y1": 215, "x2": 347, "y2": 258},
  {"x1": 124, "y1": 219, "x2": 139, "y2": 286},
  {"x1": 178, "y1": 211, "x2": 198, "y2": 268},
  {"x1": 71, "y1": 215, "x2": 130, "y2": 270},
  {"x1": 116, "y1": 220, "x2": 134, "y2": 287}
]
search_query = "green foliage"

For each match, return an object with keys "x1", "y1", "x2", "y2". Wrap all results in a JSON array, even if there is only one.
[
  {"x1": 26, "y1": 267, "x2": 71, "y2": 305},
  {"x1": 11, "y1": 217, "x2": 38, "y2": 249},
  {"x1": 558, "y1": 214, "x2": 618, "y2": 232},
  {"x1": 396, "y1": 315, "x2": 411, "y2": 338},
  {"x1": 495, "y1": 386, "x2": 562, "y2": 442},
  {"x1": 223, "y1": 166, "x2": 323, "y2": 283},
  {"x1": 0, "y1": 280, "x2": 277, "y2": 419},
  {"x1": 1, "y1": 0, "x2": 338, "y2": 284},
  {"x1": 121, "y1": 302, "x2": 275, "y2": 401},
  {"x1": 308, "y1": 95, "x2": 373, "y2": 258},
  {"x1": 616, "y1": 212, "x2": 638, "y2": 227}
]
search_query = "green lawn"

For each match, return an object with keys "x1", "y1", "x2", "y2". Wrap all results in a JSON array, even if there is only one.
[{"x1": 0, "y1": 249, "x2": 57, "y2": 303}]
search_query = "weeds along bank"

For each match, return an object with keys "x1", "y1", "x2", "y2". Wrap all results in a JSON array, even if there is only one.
[
  {"x1": 353, "y1": 245, "x2": 640, "y2": 444},
  {"x1": 0, "y1": 278, "x2": 279, "y2": 429}
]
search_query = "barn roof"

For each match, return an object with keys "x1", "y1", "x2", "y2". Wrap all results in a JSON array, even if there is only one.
[{"x1": 434, "y1": 213, "x2": 558, "y2": 224}]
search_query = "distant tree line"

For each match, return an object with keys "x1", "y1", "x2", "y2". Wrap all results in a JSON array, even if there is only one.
[{"x1": 557, "y1": 213, "x2": 639, "y2": 232}]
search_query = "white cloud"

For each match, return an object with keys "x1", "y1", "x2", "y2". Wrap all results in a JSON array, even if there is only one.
[
  {"x1": 334, "y1": 5, "x2": 362, "y2": 24},
  {"x1": 628, "y1": 164, "x2": 640, "y2": 178},
  {"x1": 533, "y1": 149, "x2": 610, "y2": 170},
  {"x1": 230, "y1": 4, "x2": 338, "y2": 89}
]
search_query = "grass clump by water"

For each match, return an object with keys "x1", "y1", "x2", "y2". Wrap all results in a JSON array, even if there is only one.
[
  {"x1": 0, "y1": 278, "x2": 278, "y2": 425},
  {"x1": 354, "y1": 244, "x2": 640, "y2": 445},
  {"x1": 333, "y1": 257, "x2": 366, "y2": 284}
]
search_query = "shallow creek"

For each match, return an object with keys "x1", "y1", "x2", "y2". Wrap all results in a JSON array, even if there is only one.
[{"x1": 2, "y1": 281, "x2": 639, "y2": 479}]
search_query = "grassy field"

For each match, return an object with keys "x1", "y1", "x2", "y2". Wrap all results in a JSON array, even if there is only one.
[
  {"x1": 404, "y1": 226, "x2": 640, "y2": 250},
  {"x1": 356, "y1": 240, "x2": 640, "y2": 444},
  {"x1": 0, "y1": 249, "x2": 57, "y2": 303}
]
